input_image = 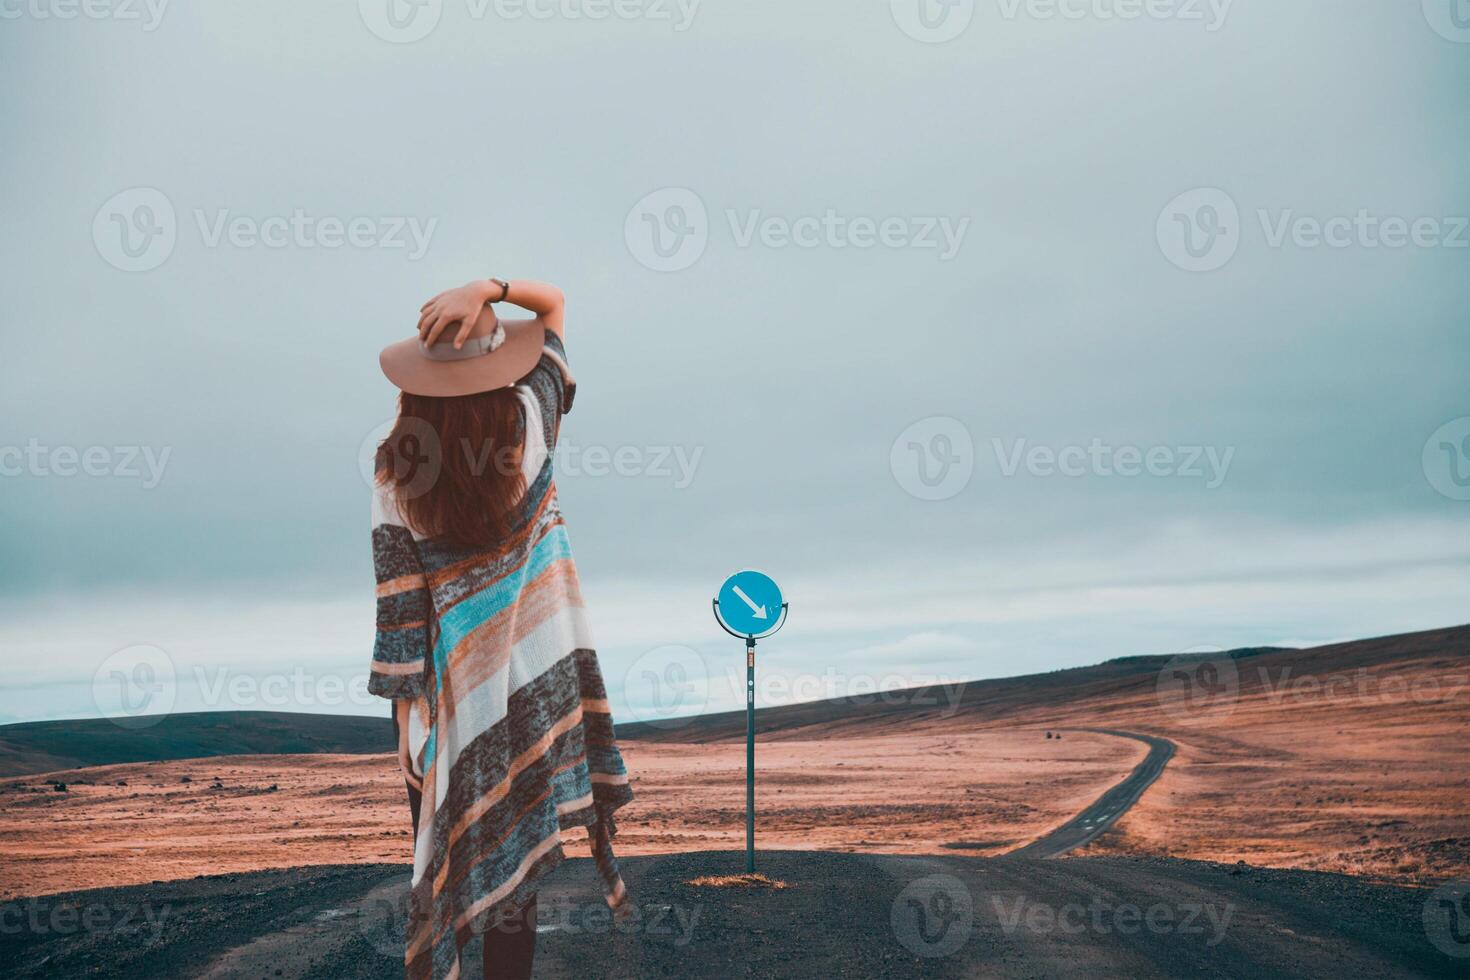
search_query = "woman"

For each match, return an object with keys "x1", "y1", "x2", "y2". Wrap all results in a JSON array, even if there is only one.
[{"x1": 369, "y1": 277, "x2": 633, "y2": 980}]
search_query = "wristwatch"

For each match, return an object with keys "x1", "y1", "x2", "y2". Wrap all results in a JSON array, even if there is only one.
[{"x1": 488, "y1": 278, "x2": 511, "y2": 303}]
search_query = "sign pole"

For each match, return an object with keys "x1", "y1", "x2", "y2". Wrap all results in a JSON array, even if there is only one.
[
  {"x1": 745, "y1": 635, "x2": 756, "y2": 873},
  {"x1": 712, "y1": 569, "x2": 788, "y2": 878}
]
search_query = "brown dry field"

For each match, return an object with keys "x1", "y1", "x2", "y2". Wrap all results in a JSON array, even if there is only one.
[
  {"x1": 4, "y1": 627, "x2": 1466, "y2": 900},
  {"x1": 1073, "y1": 664, "x2": 1470, "y2": 883},
  {"x1": 627, "y1": 628, "x2": 1470, "y2": 886},
  {"x1": 0, "y1": 730, "x2": 1141, "y2": 900},
  {"x1": 939, "y1": 635, "x2": 1470, "y2": 884}
]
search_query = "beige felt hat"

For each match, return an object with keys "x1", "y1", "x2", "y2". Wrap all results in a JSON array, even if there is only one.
[{"x1": 379, "y1": 307, "x2": 544, "y2": 397}]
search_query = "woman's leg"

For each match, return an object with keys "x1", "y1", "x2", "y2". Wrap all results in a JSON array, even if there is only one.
[
  {"x1": 396, "y1": 707, "x2": 536, "y2": 977},
  {"x1": 394, "y1": 706, "x2": 423, "y2": 837},
  {"x1": 404, "y1": 778, "x2": 422, "y2": 837},
  {"x1": 482, "y1": 894, "x2": 537, "y2": 980}
]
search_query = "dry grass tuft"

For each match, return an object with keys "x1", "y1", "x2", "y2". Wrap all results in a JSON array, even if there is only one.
[{"x1": 685, "y1": 873, "x2": 790, "y2": 889}]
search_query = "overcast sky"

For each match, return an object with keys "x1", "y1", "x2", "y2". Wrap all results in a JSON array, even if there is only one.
[{"x1": 2, "y1": 0, "x2": 1468, "y2": 727}]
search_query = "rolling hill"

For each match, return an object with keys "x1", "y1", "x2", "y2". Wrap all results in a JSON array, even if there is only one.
[{"x1": 0, "y1": 711, "x2": 393, "y2": 778}]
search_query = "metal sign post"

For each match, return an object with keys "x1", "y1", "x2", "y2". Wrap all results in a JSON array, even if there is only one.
[
  {"x1": 744, "y1": 635, "x2": 756, "y2": 870},
  {"x1": 713, "y1": 569, "x2": 788, "y2": 874}
]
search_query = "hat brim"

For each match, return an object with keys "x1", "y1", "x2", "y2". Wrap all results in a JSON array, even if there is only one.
[{"x1": 379, "y1": 316, "x2": 545, "y2": 398}]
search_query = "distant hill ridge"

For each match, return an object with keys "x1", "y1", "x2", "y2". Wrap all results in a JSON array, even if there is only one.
[
  {"x1": 0, "y1": 711, "x2": 392, "y2": 779},
  {"x1": 1, "y1": 626, "x2": 1464, "y2": 776},
  {"x1": 1102, "y1": 646, "x2": 1293, "y2": 667},
  {"x1": 619, "y1": 624, "x2": 1467, "y2": 742}
]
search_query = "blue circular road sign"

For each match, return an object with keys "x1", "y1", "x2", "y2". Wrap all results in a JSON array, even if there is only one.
[{"x1": 716, "y1": 569, "x2": 785, "y2": 637}]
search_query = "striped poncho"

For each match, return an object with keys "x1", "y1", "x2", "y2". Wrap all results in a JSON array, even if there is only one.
[{"x1": 368, "y1": 330, "x2": 633, "y2": 979}]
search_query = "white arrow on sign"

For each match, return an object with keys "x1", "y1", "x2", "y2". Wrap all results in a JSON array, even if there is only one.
[{"x1": 731, "y1": 585, "x2": 768, "y2": 620}]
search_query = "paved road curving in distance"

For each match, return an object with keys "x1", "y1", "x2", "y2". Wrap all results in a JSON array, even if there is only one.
[{"x1": 1006, "y1": 729, "x2": 1176, "y2": 860}]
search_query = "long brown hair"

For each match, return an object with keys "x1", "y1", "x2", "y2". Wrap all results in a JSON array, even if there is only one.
[{"x1": 376, "y1": 389, "x2": 526, "y2": 550}]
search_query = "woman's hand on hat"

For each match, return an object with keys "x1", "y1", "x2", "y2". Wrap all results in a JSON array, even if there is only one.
[{"x1": 417, "y1": 280, "x2": 497, "y2": 350}]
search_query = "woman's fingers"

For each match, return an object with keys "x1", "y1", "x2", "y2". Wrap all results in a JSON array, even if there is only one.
[
  {"x1": 423, "y1": 310, "x2": 451, "y2": 346},
  {"x1": 418, "y1": 310, "x2": 439, "y2": 341},
  {"x1": 417, "y1": 295, "x2": 482, "y2": 347},
  {"x1": 452, "y1": 316, "x2": 475, "y2": 350}
]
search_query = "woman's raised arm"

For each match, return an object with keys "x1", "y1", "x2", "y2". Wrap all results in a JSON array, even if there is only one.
[
  {"x1": 499, "y1": 280, "x2": 565, "y2": 338},
  {"x1": 418, "y1": 278, "x2": 565, "y2": 349}
]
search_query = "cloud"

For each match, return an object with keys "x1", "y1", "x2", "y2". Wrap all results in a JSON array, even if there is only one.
[
  {"x1": 845, "y1": 631, "x2": 972, "y2": 661},
  {"x1": 5, "y1": 515, "x2": 1466, "y2": 724},
  {"x1": 1, "y1": 3, "x2": 1467, "y2": 725}
]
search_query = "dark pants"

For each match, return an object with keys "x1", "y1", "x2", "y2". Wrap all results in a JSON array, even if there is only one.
[{"x1": 397, "y1": 706, "x2": 537, "y2": 980}]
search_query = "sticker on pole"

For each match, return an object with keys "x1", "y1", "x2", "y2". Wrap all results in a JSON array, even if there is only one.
[{"x1": 715, "y1": 569, "x2": 785, "y2": 638}]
